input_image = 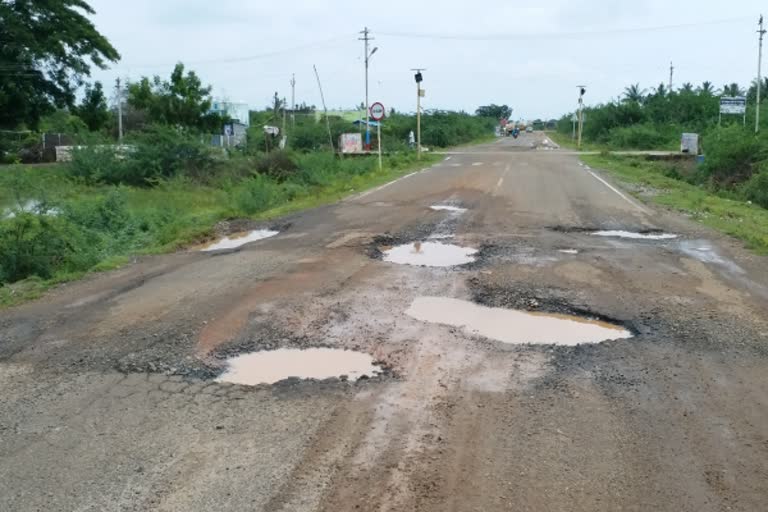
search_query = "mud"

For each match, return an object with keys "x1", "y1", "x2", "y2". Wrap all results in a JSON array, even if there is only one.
[{"x1": 383, "y1": 242, "x2": 478, "y2": 267}]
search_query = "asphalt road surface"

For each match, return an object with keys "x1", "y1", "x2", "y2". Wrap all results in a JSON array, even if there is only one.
[{"x1": 2, "y1": 133, "x2": 768, "y2": 511}]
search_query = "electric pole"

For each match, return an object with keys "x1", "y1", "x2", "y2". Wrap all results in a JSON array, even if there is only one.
[
  {"x1": 116, "y1": 78, "x2": 124, "y2": 143},
  {"x1": 577, "y1": 86, "x2": 586, "y2": 150},
  {"x1": 359, "y1": 27, "x2": 378, "y2": 151},
  {"x1": 290, "y1": 74, "x2": 296, "y2": 128},
  {"x1": 669, "y1": 61, "x2": 674, "y2": 92},
  {"x1": 413, "y1": 69, "x2": 426, "y2": 159},
  {"x1": 757, "y1": 15, "x2": 766, "y2": 133}
]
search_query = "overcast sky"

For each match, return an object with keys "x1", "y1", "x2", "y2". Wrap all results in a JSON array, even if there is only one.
[{"x1": 88, "y1": 1, "x2": 764, "y2": 120}]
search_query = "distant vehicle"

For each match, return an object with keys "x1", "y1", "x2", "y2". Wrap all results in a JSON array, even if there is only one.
[{"x1": 526, "y1": 126, "x2": 534, "y2": 133}]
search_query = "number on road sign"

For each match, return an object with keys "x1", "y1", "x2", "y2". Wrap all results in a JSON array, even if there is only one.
[{"x1": 370, "y1": 102, "x2": 386, "y2": 121}]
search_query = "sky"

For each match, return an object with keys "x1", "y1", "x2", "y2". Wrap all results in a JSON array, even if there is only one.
[{"x1": 87, "y1": 0, "x2": 765, "y2": 120}]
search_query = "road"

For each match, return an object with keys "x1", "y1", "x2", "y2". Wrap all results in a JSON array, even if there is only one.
[{"x1": 2, "y1": 133, "x2": 768, "y2": 511}]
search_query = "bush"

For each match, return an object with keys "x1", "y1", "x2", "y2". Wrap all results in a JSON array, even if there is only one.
[
  {"x1": 743, "y1": 170, "x2": 768, "y2": 208},
  {"x1": 700, "y1": 125, "x2": 766, "y2": 186},
  {"x1": 0, "y1": 213, "x2": 98, "y2": 284},
  {"x1": 230, "y1": 174, "x2": 286, "y2": 215},
  {"x1": 607, "y1": 124, "x2": 674, "y2": 150},
  {"x1": 69, "y1": 125, "x2": 218, "y2": 186},
  {"x1": 255, "y1": 151, "x2": 299, "y2": 181}
]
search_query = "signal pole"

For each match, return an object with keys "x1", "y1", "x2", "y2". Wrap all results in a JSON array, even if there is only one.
[
  {"x1": 116, "y1": 78, "x2": 124, "y2": 143},
  {"x1": 577, "y1": 86, "x2": 586, "y2": 150},
  {"x1": 290, "y1": 74, "x2": 296, "y2": 128},
  {"x1": 413, "y1": 69, "x2": 425, "y2": 160},
  {"x1": 757, "y1": 15, "x2": 766, "y2": 133}
]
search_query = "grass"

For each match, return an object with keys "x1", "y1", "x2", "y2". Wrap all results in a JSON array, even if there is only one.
[
  {"x1": 547, "y1": 131, "x2": 605, "y2": 152},
  {"x1": 0, "y1": 152, "x2": 440, "y2": 308},
  {"x1": 583, "y1": 154, "x2": 768, "y2": 254}
]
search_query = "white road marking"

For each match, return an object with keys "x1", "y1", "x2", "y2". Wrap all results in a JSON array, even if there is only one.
[
  {"x1": 496, "y1": 177, "x2": 504, "y2": 188},
  {"x1": 587, "y1": 170, "x2": 649, "y2": 213},
  {"x1": 353, "y1": 171, "x2": 420, "y2": 200},
  {"x1": 445, "y1": 156, "x2": 452, "y2": 160},
  {"x1": 494, "y1": 164, "x2": 511, "y2": 193},
  {"x1": 472, "y1": 162, "x2": 483, "y2": 166}
]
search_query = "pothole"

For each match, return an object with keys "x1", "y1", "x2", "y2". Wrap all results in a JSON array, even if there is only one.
[
  {"x1": 592, "y1": 230, "x2": 678, "y2": 240},
  {"x1": 430, "y1": 205, "x2": 467, "y2": 213},
  {"x1": 383, "y1": 242, "x2": 478, "y2": 267},
  {"x1": 216, "y1": 348, "x2": 383, "y2": 386},
  {"x1": 201, "y1": 229, "x2": 279, "y2": 251},
  {"x1": 406, "y1": 297, "x2": 633, "y2": 346}
]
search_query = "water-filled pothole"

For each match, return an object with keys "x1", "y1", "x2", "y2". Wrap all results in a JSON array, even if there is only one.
[
  {"x1": 430, "y1": 205, "x2": 467, "y2": 213},
  {"x1": 216, "y1": 348, "x2": 383, "y2": 385},
  {"x1": 383, "y1": 242, "x2": 478, "y2": 267},
  {"x1": 592, "y1": 230, "x2": 678, "y2": 240},
  {"x1": 201, "y1": 229, "x2": 279, "y2": 251},
  {"x1": 406, "y1": 297, "x2": 633, "y2": 346}
]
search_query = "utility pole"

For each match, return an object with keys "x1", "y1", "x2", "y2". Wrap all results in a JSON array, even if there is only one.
[
  {"x1": 413, "y1": 69, "x2": 425, "y2": 159},
  {"x1": 757, "y1": 15, "x2": 766, "y2": 133},
  {"x1": 577, "y1": 86, "x2": 586, "y2": 150},
  {"x1": 360, "y1": 27, "x2": 378, "y2": 151},
  {"x1": 116, "y1": 78, "x2": 124, "y2": 143},
  {"x1": 290, "y1": 74, "x2": 296, "y2": 128},
  {"x1": 669, "y1": 61, "x2": 674, "y2": 92},
  {"x1": 313, "y1": 65, "x2": 334, "y2": 153},
  {"x1": 282, "y1": 97, "x2": 287, "y2": 147}
]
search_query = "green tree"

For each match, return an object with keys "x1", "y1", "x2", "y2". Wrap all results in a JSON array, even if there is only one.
[
  {"x1": 698, "y1": 81, "x2": 716, "y2": 96},
  {"x1": 475, "y1": 104, "x2": 512, "y2": 120},
  {"x1": 622, "y1": 84, "x2": 646, "y2": 103},
  {"x1": 75, "y1": 81, "x2": 110, "y2": 131},
  {"x1": 0, "y1": 0, "x2": 120, "y2": 130},
  {"x1": 127, "y1": 63, "x2": 222, "y2": 131},
  {"x1": 722, "y1": 83, "x2": 744, "y2": 97}
]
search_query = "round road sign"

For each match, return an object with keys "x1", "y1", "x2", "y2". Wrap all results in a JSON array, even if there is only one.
[{"x1": 369, "y1": 102, "x2": 386, "y2": 121}]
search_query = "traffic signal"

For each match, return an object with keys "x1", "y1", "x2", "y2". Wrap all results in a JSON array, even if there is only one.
[{"x1": 415, "y1": 72, "x2": 423, "y2": 83}]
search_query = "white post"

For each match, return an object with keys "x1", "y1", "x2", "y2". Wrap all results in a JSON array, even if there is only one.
[
  {"x1": 377, "y1": 121, "x2": 383, "y2": 171},
  {"x1": 417, "y1": 83, "x2": 422, "y2": 160}
]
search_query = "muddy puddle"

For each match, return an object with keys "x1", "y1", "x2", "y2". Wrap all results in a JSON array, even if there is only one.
[
  {"x1": 216, "y1": 348, "x2": 383, "y2": 386},
  {"x1": 383, "y1": 242, "x2": 478, "y2": 267},
  {"x1": 559, "y1": 249, "x2": 579, "y2": 255},
  {"x1": 430, "y1": 205, "x2": 467, "y2": 213},
  {"x1": 201, "y1": 229, "x2": 279, "y2": 252},
  {"x1": 406, "y1": 297, "x2": 632, "y2": 346},
  {"x1": 592, "y1": 230, "x2": 678, "y2": 240}
]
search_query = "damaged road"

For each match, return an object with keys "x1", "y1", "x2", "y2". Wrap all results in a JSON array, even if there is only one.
[{"x1": 2, "y1": 133, "x2": 768, "y2": 511}]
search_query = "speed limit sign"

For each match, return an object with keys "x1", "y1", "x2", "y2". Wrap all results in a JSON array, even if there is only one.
[{"x1": 369, "y1": 102, "x2": 386, "y2": 121}]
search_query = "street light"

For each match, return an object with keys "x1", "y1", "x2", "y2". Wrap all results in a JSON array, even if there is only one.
[
  {"x1": 413, "y1": 69, "x2": 425, "y2": 159},
  {"x1": 364, "y1": 44, "x2": 379, "y2": 150}
]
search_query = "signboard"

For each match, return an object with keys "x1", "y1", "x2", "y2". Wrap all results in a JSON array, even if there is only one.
[
  {"x1": 339, "y1": 133, "x2": 363, "y2": 154},
  {"x1": 720, "y1": 97, "x2": 746, "y2": 115},
  {"x1": 681, "y1": 133, "x2": 699, "y2": 154},
  {"x1": 369, "y1": 102, "x2": 386, "y2": 121}
]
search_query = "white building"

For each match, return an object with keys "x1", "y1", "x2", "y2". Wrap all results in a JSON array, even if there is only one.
[{"x1": 210, "y1": 100, "x2": 250, "y2": 127}]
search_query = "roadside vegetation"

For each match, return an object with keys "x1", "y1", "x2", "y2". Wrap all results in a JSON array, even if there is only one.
[
  {"x1": 0, "y1": 1, "x2": 500, "y2": 306},
  {"x1": 556, "y1": 80, "x2": 768, "y2": 249}
]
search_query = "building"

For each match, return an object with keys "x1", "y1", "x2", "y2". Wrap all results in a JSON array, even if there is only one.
[{"x1": 210, "y1": 100, "x2": 250, "y2": 127}]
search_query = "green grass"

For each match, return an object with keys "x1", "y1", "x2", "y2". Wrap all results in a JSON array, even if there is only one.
[
  {"x1": 547, "y1": 131, "x2": 606, "y2": 152},
  {"x1": 583, "y1": 154, "x2": 768, "y2": 254},
  {"x1": 0, "y1": 152, "x2": 440, "y2": 308}
]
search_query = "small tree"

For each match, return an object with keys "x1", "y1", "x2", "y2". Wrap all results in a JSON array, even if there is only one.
[
  {"x1": 75, "y1": 82, "x2": 110, "y2": 131},
  {"x1": 475, "y1": 104, "x2": 512, "y2": 120}
]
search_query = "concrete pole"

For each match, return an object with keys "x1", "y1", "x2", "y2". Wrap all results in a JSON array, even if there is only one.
[
  {"x1": 757, "y1": 16, "x2": 766, "y2": 133},
  {"x1": 290, "y1": 74, "x2": 296, "y2": 128},
  {"x1": 116, "y1": 78, "x2": 123, "y2": 143},
  {"x1": 377, "y1": 121, "x2": 383, "y2": 171}
]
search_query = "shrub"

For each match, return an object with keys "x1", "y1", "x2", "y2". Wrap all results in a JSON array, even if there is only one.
[
  {"x1": 743, "y1": 170, "x2": 768, "y2": 208},
  {"x1": 700, "y1": 125, "x2": 766, "y2": 187},
  {"x1": 607, "y1": 124, "x2": 673, "y2": 150},
  {"x1": 230, "y1": 174, "x2": 286, "y2": 215},
  {"x1": 255, "y1": 151, "x2": 299, "y2": 181},
  {"x1": 0, "y1": 214, "x2": 99, "y2": 284}
]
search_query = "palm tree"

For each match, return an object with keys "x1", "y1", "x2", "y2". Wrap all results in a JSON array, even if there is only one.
[
  {"x1": 698, "y1": 81, "x2": 716, "y2": 96},
  {"x1": 622, "y1": 83, "x2": 646, "y2": 103},
  {"x1": 722, "y1": 83, "x2": 744, "y2": 97},
  {"x1": 653, "y1": 82, "x2": 668, "y2": 97},
  {"x1": 681, "y1": 82, "x2": 694, "y2": 93}
]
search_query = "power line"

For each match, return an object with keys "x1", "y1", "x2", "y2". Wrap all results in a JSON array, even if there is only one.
[{"x1": 377, "y1": 17, "x2": 752, "y2": 41}]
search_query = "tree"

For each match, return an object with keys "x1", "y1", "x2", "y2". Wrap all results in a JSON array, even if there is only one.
[
  {"x1": 698, "y1": 81, "x2": 716, "y2": 96},
  {"x1": 475, "y1": 104, "x2": 512, "y2": 120},
  {"x1": 681, "y1": 83, "x2": 694, "y2": 94},
  {"x1": 75, "y1": 82, "x2": 110, "y2": 131},
  {"x1": 127, "y1": 63, "x2": 222, "y2": 131},
  {"x1": 0, "y1": 0, "x2": 120, "y2": 130},
  {"x1": 652, "y1": 83, "x2": 668, "y2": 98},
  {"x1": 722, "y1": 83, "x2": 744, "y2": 97},
  {"x1": 622, "y1": 84, "x2": 646, "y2": 103}
]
